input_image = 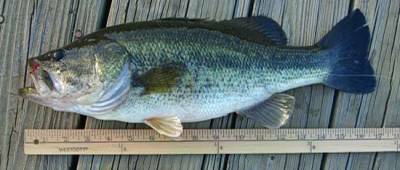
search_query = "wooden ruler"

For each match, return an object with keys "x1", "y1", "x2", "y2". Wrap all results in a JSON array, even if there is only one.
[{"x1": 25, "y1": 128, "x2": 400, "y2": 155}]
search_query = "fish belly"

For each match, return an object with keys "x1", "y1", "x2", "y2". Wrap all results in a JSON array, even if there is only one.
[
  {"x1": 91, "y1": 86, "x2": 272, "y2": 123},
  {"x1": 176, "y1": 87, "x2": 273, "y2": 122}
]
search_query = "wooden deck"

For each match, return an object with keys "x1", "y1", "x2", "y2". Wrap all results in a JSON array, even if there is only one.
[{"x1": 1, "y1": 0, "x2": 400, "y2": 169}]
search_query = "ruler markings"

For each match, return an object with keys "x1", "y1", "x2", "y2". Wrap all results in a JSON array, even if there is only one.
[
  {"x1": 24, "y1": 138, "x2": 400, "y2": 144},
  {"x1": 24, "y1": 128, "x2": 400, "y2": 155}
]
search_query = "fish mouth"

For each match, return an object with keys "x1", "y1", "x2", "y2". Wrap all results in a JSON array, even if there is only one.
[{"x1": 19, "y1": 58, "x2": 59, "y2": 97}]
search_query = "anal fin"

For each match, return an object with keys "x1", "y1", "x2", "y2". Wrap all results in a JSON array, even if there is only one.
[
  {"x1": 145, "y1": 116, "x2": 183, "y2": 137},
  {"x1": 237, "y1": 94, "x2": 295, "y2": 128}
]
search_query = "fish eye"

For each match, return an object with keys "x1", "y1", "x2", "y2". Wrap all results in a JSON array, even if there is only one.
[{"x1": 53, "y1": 50, "x2": 64, "y2": 61}]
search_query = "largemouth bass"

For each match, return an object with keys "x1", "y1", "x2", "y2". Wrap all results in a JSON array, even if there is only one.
[{"x1": 20, "y1": 10, "x2": 375, "y2": 137}]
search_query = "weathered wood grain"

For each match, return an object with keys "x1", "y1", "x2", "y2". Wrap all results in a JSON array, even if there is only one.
[
  {"x1": 0, "y1": 0, "x2": 34, "y2": 169},
  {"x1": 0, "y1": 0, "x2": 108, "y2": 169},
  {"x1": 374, "y1": 1, "x2": 400, "y2": 167}
]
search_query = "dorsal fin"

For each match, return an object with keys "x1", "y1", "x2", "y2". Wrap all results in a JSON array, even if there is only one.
[
  {"x1": 157, "y1": 17, "x2": 287, "y2": 46},
  {"x1": 92, "y1": 17, "x2": 287, "y2": 46},
  {"x1": 219, "y1": 17, "x2": 287, "y2": 46}
]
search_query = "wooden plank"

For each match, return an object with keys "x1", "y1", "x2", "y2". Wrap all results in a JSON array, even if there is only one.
[
  {"x1": 323, "y1": 0, "x2": 400, "y2": 169},
  {"x1": 76, "y1": 0, "x2": 250, "y2": 169},
  {"x1": 0, "y1": 0, "x2": 108, "y2": 169},
  {"x1": 227, "y1": 0, "x2": 351, "y2": 170},
  {"x1": 0, "y1": 0, "x2": 34, "y2": 169},
  {"x1": 374, "y1": 1, "x2": 400, "y2": 168}
]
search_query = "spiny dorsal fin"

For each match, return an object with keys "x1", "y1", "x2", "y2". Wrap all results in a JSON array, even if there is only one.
[
  {"x1": 237, "y1": 94, "x2": 295, "y2": 128},
  {"x1": 97, "y1": 17, "x2": 287, "y2": 46},
  {"x1": 145, "y1": 116, "x2": 183, "y2": 137},
  {"x1": 157, "y1": 17, "x2": 287, "y2": 46},
  {"x1": 134, "y1": 63, "x2": 187, "y2": 95}
]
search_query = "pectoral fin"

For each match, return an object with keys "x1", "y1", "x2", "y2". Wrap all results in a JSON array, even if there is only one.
[
  {"x1": 145, "y1": 116, "x2": 183, "y2": 137},
  {"x1": 237, "y1": 94, "x2": 295, "y2": 128},
  {"x1": 135, "y1": 63, "x2": 187, "y2": 95}
]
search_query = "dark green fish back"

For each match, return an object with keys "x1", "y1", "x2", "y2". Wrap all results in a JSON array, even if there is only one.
[{"x1": 75, "y1": 17, "x2": 287, "y2": 49}]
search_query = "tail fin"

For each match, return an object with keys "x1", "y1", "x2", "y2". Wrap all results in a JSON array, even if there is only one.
[{"x1": 319, "y1": 9, "x2": 376, "y2": 93}]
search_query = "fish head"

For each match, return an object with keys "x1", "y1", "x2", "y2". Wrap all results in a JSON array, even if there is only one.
[
  {"x1": 19, "y1": 41, "x2": 104, "y2": 110},
  {"x1": 19, "y1": 39, "x2": 130, "y2": 111}
]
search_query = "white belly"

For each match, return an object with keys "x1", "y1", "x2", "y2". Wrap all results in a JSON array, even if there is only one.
[{"x1": 89, "y1": 87, "x2": 272, "y2": 123}]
